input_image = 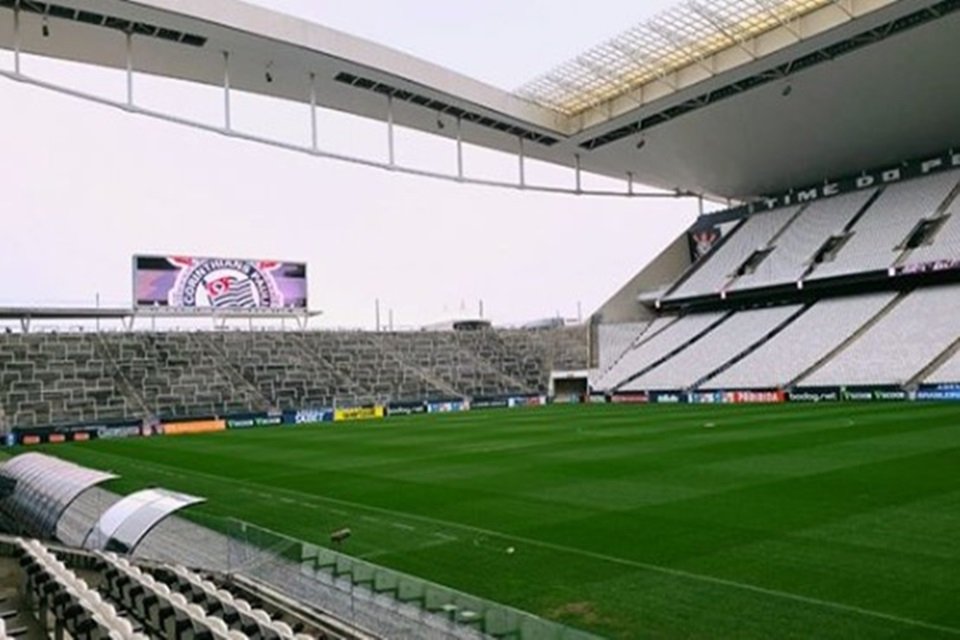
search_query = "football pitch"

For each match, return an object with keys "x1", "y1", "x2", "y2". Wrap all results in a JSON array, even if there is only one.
[{"x1": 29, "y1": 403, "x2": 960, "y2": 639}]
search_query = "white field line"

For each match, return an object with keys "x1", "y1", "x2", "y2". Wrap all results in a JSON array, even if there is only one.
[{"x1": 78, "y1": 449, "x2": 960, "y2": 636}]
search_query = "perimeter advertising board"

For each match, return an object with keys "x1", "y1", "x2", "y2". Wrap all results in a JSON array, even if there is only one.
[
  {"x1": 840, "y1": 387, "x2": 909, "y2": 402},
  {"x1": 162, "y1": 420, "x2": 227, "y2": 436},
  {"x1": 387, "y1": 401, "x2": 428, "y2": 416},
  {"x1": 711, "y1": 149, "x2": 960, "y2": 222},
  {"x1": 725, "y1": 390, "x2": 786, "y2": 404},
  {"x1": 916, "y1": 384, "x2": 960, "y2": 401},
  {"x1": 892, "y1": 257, "x2": 960, "y2": 277},
  {"x1": 12, "y1": 420, "x2": 146, "y2": 446},
  {"x1": 226, "y1": 413, "x2": 284, "y2": 429},
  {"x1": 134, "y1": 255, "x2": 307, "y2": 311},
  {"x1": 468, "y1": 397, "x2": 510, "y2": 410},
  {"x1": 611, "y1": 393, "x2": 650, "y2": 404},
  {"x1": 649, "y1": 392, "x2": 685, "y2": 404},
  {"x1": 427, "y1": 400, "x2": 469, "y2": 414},
  {"x1": 334, "y1": 406, "x2": 385, "y2": 422},
  {"x1": 286, "y1": 409, "x2": 335, "y2": 425},
  {"x1": 508, "y1": 396, "x2": 547, "y2": 408},
  {"x1": 789, "y1": 388, "x2": 841, "y2": 403}
]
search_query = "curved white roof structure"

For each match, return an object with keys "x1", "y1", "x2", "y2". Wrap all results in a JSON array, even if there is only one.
[
  {"x1": 516, "y1": 0, "x2": 838, "y2": 116},
  {"x1": 1, "y1": 0, "x2": 958, "y2": 199}
]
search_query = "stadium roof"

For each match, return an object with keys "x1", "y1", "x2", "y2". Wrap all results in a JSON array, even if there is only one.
[
  {"x1": 2, "y1": 0, "x2": 959, "y2": 200},
  {"x1": 516, "y1": 0, "x2": 836, "y2": 116}
]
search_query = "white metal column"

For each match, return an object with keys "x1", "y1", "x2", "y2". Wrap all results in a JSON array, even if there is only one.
[
  {"x1": 309, "y1": 72, "x2": 318, "y2": 152},
  {"x1": 518, "y1": 137, "x2": 526, "y2": 188},
  {"x1": 13, "y1": 2, "x2": 21, "y2": 75},
  {"x1": 222, "y1": 51, "x2": 231, "y2": 131},
  {"x1": 125, "y1": 32, "x2": 134, "y2": 107},
  {"x1": 456, "y1": 116, "x2": 464, "y2": 180},
  {"x1": 386, "y1": 95, "x2": 395, "y2": 166}
]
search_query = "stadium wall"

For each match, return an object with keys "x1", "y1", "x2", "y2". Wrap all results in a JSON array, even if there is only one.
[
  {"x1": 594, "y1": 234, "x2": 692, "y2": 324},
  {"x1": 10, "y1": 379, "x2": 960, "y2": 447},
  {"x1": 5, "y1": 393, "x2": 550, "y2": 446},
  {"x1": 607, "y1": 384, "x2": 960, "y2": 405},
  {"x1": 0, "y1": 326, "x2": 587, "y2": 432}
]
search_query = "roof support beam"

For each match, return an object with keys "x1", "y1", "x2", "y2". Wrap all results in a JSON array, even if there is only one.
[
  {"x1": 518, "y1": 136, "x2": 526, "y2": 188},
  {"x1": 519, "y1": 0, "x2": 858, "y2": 114},
  {"x1": 831, "y1": 0, "x2": 855, "y2": 19},
  {"x1": 456, "y1": 116, "x2": 464, "y2": 180},
  {"x1": 309, "y1": 72, "x2": 318, "y2": 152},
  {"x1": 645, "y1": 23, "x2": 718, "y2": 78},
  {"x1": 608, "y1": 41, "x2": 681, "y2": 91},
  {"x1": 753, "y1": 0, "x2": 803, "y2": 40},
  {"x1": 222, "y1": 50, "x2": 231, "y2": 132},
  {"x1": 13, "y1": 1, "x2": 20, "y2": 75},
  {"x1": 386, "y1": 94, "x2": 395, "y2": 167},
  {"x1": 125, "y1": 32, "x2": 134, "y2": 107},
  {"x1": 574, "y1": 56, "x2": 642, "y2": 108},
  {"x1": 574, "y1": 153, "x2": 582, "y2": 194},
  {"x1": 688, "y1": 2, "x2": 759, "y2": 60}
]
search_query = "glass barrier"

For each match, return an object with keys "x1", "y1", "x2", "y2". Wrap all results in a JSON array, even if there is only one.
[{"x1": 139, "y1": 511, "x2": 601, "y2": 640}]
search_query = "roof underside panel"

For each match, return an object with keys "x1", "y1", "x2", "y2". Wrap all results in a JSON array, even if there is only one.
[{"x1": 516, "y1": 0, "x2": 833, "y2": 115}]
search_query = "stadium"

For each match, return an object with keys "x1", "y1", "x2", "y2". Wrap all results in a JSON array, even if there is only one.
[{"x1": 0, "y1": 0, "x2": 959, "y2": 639}]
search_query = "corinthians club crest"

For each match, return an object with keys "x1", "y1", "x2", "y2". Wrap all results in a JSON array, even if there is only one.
[
  {"x1": 691, "y1": 227, "x2": 720, "y2": 261},
  {"x1": 167, "y1": 257, "x2": 283, "y2": 309}
]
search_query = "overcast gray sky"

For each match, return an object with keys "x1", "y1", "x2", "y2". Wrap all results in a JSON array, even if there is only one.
[{"x1": 0, "y1": 0, "x2": 697, "y2": 329}]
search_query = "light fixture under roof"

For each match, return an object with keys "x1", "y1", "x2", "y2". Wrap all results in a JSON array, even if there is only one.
[
  {"x1": 334, "y1": 72, "x2": 560, "y2": 147},
  {"x1": 0, "y1": 0, "x2": 207, "y2": 47}
]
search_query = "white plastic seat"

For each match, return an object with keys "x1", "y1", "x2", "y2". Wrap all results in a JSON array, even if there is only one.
[
  {"x1": 114, "y1": 618, "x2": 135, "y2": 635},
  {"x1": 186, "y1": 603, "x2": 207, "y2": 620},
  {"x1": 207, "y1": 617, "x2": 230, "y2": 635},
  {"x1": 251, "y1": 609, "x2": 272, "y2": 625},
  {"x1": 272, "y1": 620, "x2": 294, "y2": 637}
]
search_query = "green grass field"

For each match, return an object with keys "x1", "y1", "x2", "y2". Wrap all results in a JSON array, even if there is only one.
[{"x1": 24, "y1": 403, "x2": 960, "y2": 639}]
